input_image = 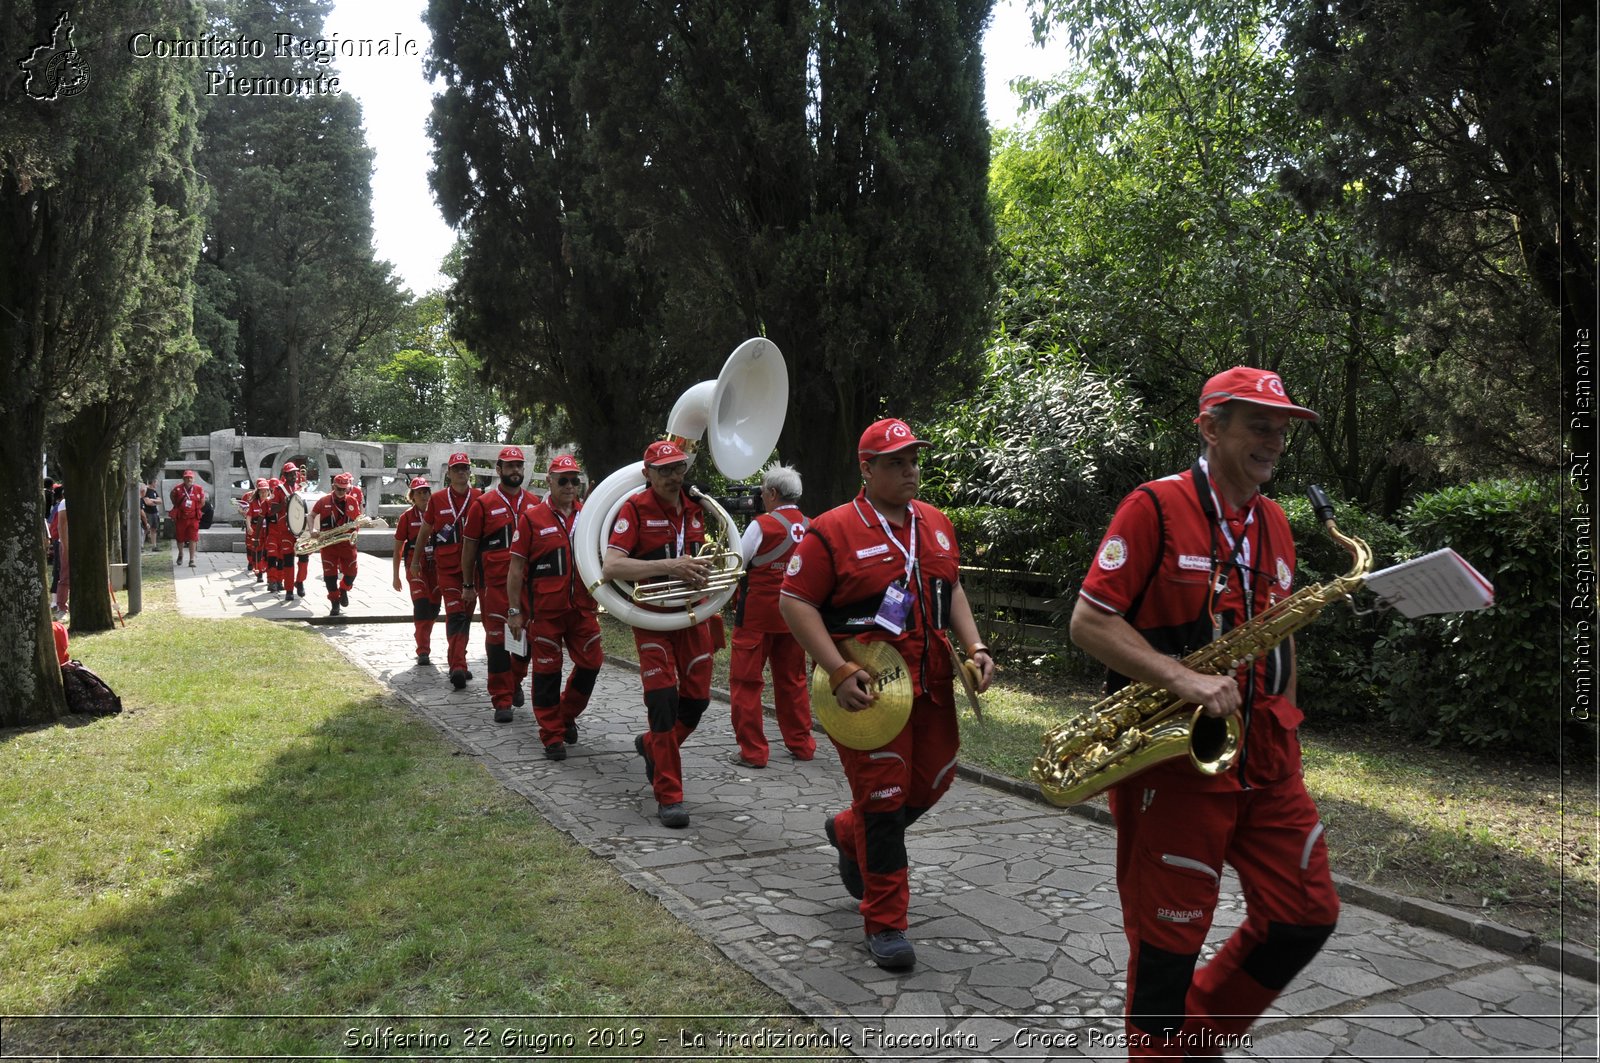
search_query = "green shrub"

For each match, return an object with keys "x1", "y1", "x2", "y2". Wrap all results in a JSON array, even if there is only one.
[
  {"x1": 1281, "y1": 493, "x2": 1409, "y2": 722},
  {"x1": 1369, "y1": 479, "x2": 1569, "y2": 758}
]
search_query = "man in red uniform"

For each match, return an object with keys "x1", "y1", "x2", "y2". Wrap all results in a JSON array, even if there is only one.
[
  {"x1": 460, "y1": 446, "x2": 534, "y2": 723},
  {"x1": 602, "y1": 440, "x2": 718, "y2": 829},
  {"x1": 169, "y1": 471, "x2": 205, "y2": 568},
  {"x1": 729, "y1": 463, "x2": 815, "y2": 768},
  {"x1": 267, "y1": 461, "x2": 310, "y2": 601},
  {"x1": 310, "y1": 471, "x2": 363, "y2": 616},
  {"x1": 506, "y1": 454, "x2": 604, "y2": 760},
  {"x1": 245, "y1": 478, "x2": 271, "y2": 583},
  {"x1": 1070, "y1": 366, "x2": 1336, "y2": 1059},
  {"x1": 393, "y1": 476, "x2": 440, "y2": 666},
  {"x1": 780, "y1": 418, "x2": 995, "y2": 971},
  {"x1": 409, "y1": 453, "x2": 481, "y2": 688}
]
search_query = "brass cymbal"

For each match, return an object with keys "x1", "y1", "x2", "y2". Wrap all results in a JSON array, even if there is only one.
[
  {"x1": 947, "y1": 635, "x2": 983, "y2": 721},
  {"x1": 810, "y1": 639, "x2": 915, "y2": 751}
]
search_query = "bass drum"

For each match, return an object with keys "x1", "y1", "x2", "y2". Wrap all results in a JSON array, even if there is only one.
[{"x1": 285, "y1": 490, "x2": 326, "y2": 537}]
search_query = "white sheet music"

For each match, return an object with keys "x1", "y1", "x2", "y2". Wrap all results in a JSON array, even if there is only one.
[{"x1": 1364, "y1": 547, "x2": 1495, "y2": 618}]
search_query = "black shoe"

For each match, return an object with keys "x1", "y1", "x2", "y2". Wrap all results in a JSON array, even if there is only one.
[
  {"x1": 493, "y1": 706, "x2": 513, "y2": 723},
  {"x1": 255, "y1": 572, "x2": 263, "y2": 584},
  {"x1": 866, "y1": 929, "x2": 916, "y2": 970},
  {"x1": 543, "y1": 741, "x2": 567, "y2": 761},
  {"x1": 634, "y1": 733, "x2": 655, "y2": 784},
  {"x1": 330, "y1": 603, "x2": 341, "y2": 617},
  {"x1": 450, "y1": 669, "x2": 468, "y2": 690},
  {"x1": 284, "y1": 589, "x2": 295, "y2": 603},
  {"x1": 512, "y1": 685, "x2": 524, "y2": 708},
  {"x1": 657, "y1": 802, "x2": 689, "y2": 828},
  {"x1": 339, "y1": 589, "x2": 349, "y2": 607},
  {"x1": 296, "y1": 581, "x2": 306, "y2": 597},
  {"x1": 825, "y1": 815, "x2": 865, "y2": 900},
  {"x1": 416, "y1": 654, "x2": 431, "y2": 667},
  {"x1": 564, "y1": 722, "x2": 579, "y2": 745}
]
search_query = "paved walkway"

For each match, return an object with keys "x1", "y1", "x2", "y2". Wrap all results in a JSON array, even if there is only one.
[{"x1": 174, "y1": 551, "x2": 1598, "y2": 1061}]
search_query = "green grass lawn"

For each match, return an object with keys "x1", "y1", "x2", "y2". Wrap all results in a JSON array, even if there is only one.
[{"x1": 1, "y1": 569, "x2": 829, "y2": 1059}]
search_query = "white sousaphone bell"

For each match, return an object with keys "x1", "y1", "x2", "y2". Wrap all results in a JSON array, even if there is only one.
[{"x1": 574, "y1": 337, "x2": 789, "y2": 631}]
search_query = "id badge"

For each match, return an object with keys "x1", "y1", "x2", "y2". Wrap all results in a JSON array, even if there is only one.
[{"x1": 874, "y1": 580, "x2": 914, "y2": 635}]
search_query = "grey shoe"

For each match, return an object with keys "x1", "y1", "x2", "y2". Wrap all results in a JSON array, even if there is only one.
[
  {"x1": 543, "y1": 741, "x2": 567, "y2": 761},
  {"x1": 825, "y1": 815, "x2": 865, "y2": 900},
  {"x1": 866, "y1": 929, "x2": 916, "y2": 970},
  {"x1": 657, "y1": 802, "x2": 689, "y2": 828},
  {"x1": 493, "y1": 706, "x2": 513, "y2": 723}
]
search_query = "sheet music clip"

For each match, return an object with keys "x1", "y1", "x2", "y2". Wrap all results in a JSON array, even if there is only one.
[{"x1": 1364, "y1": 547, "x2": 1494, "y2": 618}]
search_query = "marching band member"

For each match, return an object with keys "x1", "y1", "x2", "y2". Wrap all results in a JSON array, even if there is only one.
[
  {"x1": 460, "y1": 446, "x2": 534, "y2": 723},
  {"x1": 169, "y1": 471, "x2": 205, "y2": 568},
  {"x1": 310, "y1": 471, "x2": 363, "y2": 616},
  {"x1": 410, "y1": 453, "x2": 481, "y2": 688},
  {"x1": 728, "y1": 463, "x2": 815, "y2": 767},
  {"x1": 394, "y1": 476, "x2": 441, "y2": 666},
  {"x1": 506, "y1": 454, "x2": 603, "y2": 760},
  {"x1": 267, "y1": 461, "x2": 309, "y2": 601},
  {"x1": 245, "y1": 478, "x2": 272, "y2": 583},
  {"x1": 780, "y1": 418, "x2": 994, "y2": 971},
  {"x1": 602, "y1": 440, "x2": 717, "y2": 829}
]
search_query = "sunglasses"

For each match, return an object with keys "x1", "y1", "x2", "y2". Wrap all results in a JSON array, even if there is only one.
[
  {"x1": 554, "y1": 475, "x2": 582, "y2": 486},
  {"x1": 653, "y1": 463, "x2": 689, "y2": 476}
]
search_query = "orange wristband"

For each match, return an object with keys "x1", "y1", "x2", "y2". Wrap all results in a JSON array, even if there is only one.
[{"x1": 829, "y1": 661, "x2": 866, "y2": 693}]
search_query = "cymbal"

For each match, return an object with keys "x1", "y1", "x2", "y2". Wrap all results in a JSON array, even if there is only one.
[
  {"x1": 947, "y1": 635, "x2": 983, "y2": 721},
  {"x1": 810, "y1": 639, "x2": 914, "y2": 751}
]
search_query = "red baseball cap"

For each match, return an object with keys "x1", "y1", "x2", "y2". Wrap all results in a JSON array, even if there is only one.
[
  {"x1": 182, "y1": 470, "x2": 196, "y2": 479},
  {"x1": 408, "y1": 476, "x2": 430, "y2": 491},
  {"x1": 548, "y1": 454, "x2": 581, "y2": 474},
  {"x1": 255, "y1": 478, "x2": 268, "y2": 489},
  {"x1": 332, "y1": 472, "x2": 354, "y2": 487},
  {"x1": 447, "y1": 452, "x2": 471, "y2": 467},
  {"x1": 281, "y1": 461, "x2": 298, "y2": 474},
  {"x1": 858, "y1": 418, "x2": 931, "y2": 462},
  {"x1": 498, "y1": 445, "x2": 525, "y2": 463},
  {"x1": 643, "y1": 440, "x2": 689, "y2": 467},
  {"x1": 1195, "y1": 367, "x2": 1320, "y2": 423}
]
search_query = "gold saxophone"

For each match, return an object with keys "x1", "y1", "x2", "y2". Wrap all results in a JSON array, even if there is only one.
[{"x1": 1032, "y1": 486, "x2": 1372, "y2": 807}]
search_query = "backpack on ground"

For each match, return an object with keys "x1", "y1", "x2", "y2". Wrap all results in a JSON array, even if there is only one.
[{"x1": 61, "y1": 660, "x2": 123, "y2": 717}]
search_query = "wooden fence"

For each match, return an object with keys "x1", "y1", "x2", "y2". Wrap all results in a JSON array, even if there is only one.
[{"x1": 959, "y1": 564, "x2": 1077, "y2": 663}]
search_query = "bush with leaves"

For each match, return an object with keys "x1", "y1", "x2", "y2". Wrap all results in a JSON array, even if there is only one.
[
  {"x1": 1366, "y1": 479, "x2": 1569, "y2": 757},
  {"x1": 1281, "y1": 494, "x2": 1409, "y2": 722}
]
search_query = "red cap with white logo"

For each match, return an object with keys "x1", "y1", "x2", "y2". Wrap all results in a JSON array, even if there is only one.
[
  {"x1": 1195, "y1": 367, "x2": 1319, "y2": 423},
  {"x1": 857, "y1": 418, "x2": 931, "y2": 462}
]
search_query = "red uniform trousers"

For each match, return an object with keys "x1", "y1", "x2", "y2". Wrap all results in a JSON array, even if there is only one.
[
  {"x1": 265, "y1": 524, "x2": 294, "y2": 587},
  {"x1": 827, "y1": 686, "x2": 960, "y2": 936},
  {"x1": 528, "y1": 607, "x2": 603, "y2": 746},
  {"x1": 634, "y1": 622, "x2": 715, "y2": 805},
  {"x1": 407, "y1": 557, "x2": 440, "y2": 657},
  {"x1": 434, "y1": 547, "x2": 472, "y2": 673},
  {"x1": 1109, "y1": 765, "x2": 1339, "y2": 1059},
  {"x1": 320, "y1": 540, "x2": 357, "y2": 601},
  {"x1": 728, "y1": 626, "x2": 815, "y2": 765},
  {"x1": 478, "y1": 559, "x2": 524, "y2": 709},
  {"x1": 173, "y1": 518, "x2": 200, "y2": 545}
]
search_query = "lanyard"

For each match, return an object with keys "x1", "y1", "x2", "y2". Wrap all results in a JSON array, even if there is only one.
[
  {"x1": 444, "y1": 486, "x2": 469, "y2": 526},
  {"x1": 1192, "y1": 457, "x2": 1257, "y2": 615},
  {"x1": 492, "y1": 486, "x2": 521, "y2": 514},
  {"x1": 866, "y1": 499, "x2": 918, "y2": 585}
]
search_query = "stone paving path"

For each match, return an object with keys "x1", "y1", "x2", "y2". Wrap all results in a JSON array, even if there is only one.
[{"x1": 174, "y1": 552, "x2": 1598, "y2": 1061}]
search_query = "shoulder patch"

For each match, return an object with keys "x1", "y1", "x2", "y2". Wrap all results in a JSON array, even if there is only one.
[
  {"x1": 935, "y1": 529, "x2": 951, "y2": 551},
  {"x1": 786, "y1": 554, "x2": 803, "y2": 577},
  {"x1": 613, "y1": 517, "x2": 629, "y2": 535},
  {"x1": 1276, "y1": 556, "x2": 1293, "y2": 590},
  {"x1": 1097, "y1": 535, "x2": 1128, "y2": 571}
]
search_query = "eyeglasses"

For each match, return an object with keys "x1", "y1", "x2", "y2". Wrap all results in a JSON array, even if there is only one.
[
  {"x1": 653, "y1": 463, "x2": 689, "y2": 476},
  {"x1": 554, "y1": 476, "x2": 582, "y2": 487}
]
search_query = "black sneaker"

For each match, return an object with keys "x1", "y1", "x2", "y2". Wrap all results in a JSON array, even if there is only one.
[
  {"x1": 284, "y1": 589, "x2": 295, "y2": 603},
  {"x1": 564, "y1": 722, "x2": 579, "y2": 745},
  {"x1": 295, "y1": 581, "x2": 305, "y2": 597},
  {"x1": 657, "y1": 802, "x2": 689, "y2": 828},
  {"x1": 866, "y1": 929, "x2": 916, "y2": 970},
  {"x1": 416, "y1": 654, "x2": 431, "y2": 666},
  {"x1": 633, "y1": 733, "x2": 655, "y2": 783},
  {"x1": 339, "y1": 589, "x2": 349, "y2": 607},
  {"x1": 449, "y1": 669, "x2": 468, "y2": 690},
  {"x1": 511, "y1": 685, "x2": 524, "y2": 708},
  {"x1": 255, "y1": 572, "x2": 263, "y2": 584},
  {"x1": 330, "y1": 603, "x2": 341, "y2": 617},
  {"x1": 543, "y1": 741, "x2": 567, "y2": 761},
  {"x1": 825, "y1": 815, "x2": 865, "y2": 900},
  {"x1": 493, "y1": 706, "x2": 513, "y2": 723}
]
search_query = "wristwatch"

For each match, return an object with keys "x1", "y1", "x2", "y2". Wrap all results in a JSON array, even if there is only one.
[{"x1": 507, "y1": 607, "x2": 522, "y2": 617}]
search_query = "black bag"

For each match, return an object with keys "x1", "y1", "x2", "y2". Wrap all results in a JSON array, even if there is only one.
[
  {"x1": 61, "y1": 660, "x2": 123, "y2": 717},
  {"x1": 200, "y1": 500, "x2": 215, "y2": 530}
]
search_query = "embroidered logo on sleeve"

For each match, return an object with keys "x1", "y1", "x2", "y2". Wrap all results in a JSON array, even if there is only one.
[
  {"x1": 786, "y1": 554, "x2": 803, "y2": 577},
  {"x1": 613, "y1": 518, "x2": 629, "y2": 534},
  {"x1": 935, "y1": 530, "x2": 951, "y2": 550},
  {"x1": 1276, "y1": 557, "x2": 1293, "y2": 590},
  {"x1": 1097, "y1": 536, "x2": 1128, "y2": 571}
]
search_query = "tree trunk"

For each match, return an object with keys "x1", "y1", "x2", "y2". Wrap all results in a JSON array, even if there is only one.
[
  {"x1": 59, "y1": 406, "x2": 117, "y2": 633},
  {"x1": 0, "y1": 402, "x2": 67, "y2": 727}
]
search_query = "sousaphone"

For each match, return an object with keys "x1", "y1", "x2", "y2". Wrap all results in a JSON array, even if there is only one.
[{"x1": 574, "y1": 338, "x2": 789, "y2": 632}]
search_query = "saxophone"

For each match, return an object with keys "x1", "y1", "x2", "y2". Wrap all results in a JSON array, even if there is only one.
[{"x1": 1032, "y1": 485, "x2": 1372, "y2": 807}]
